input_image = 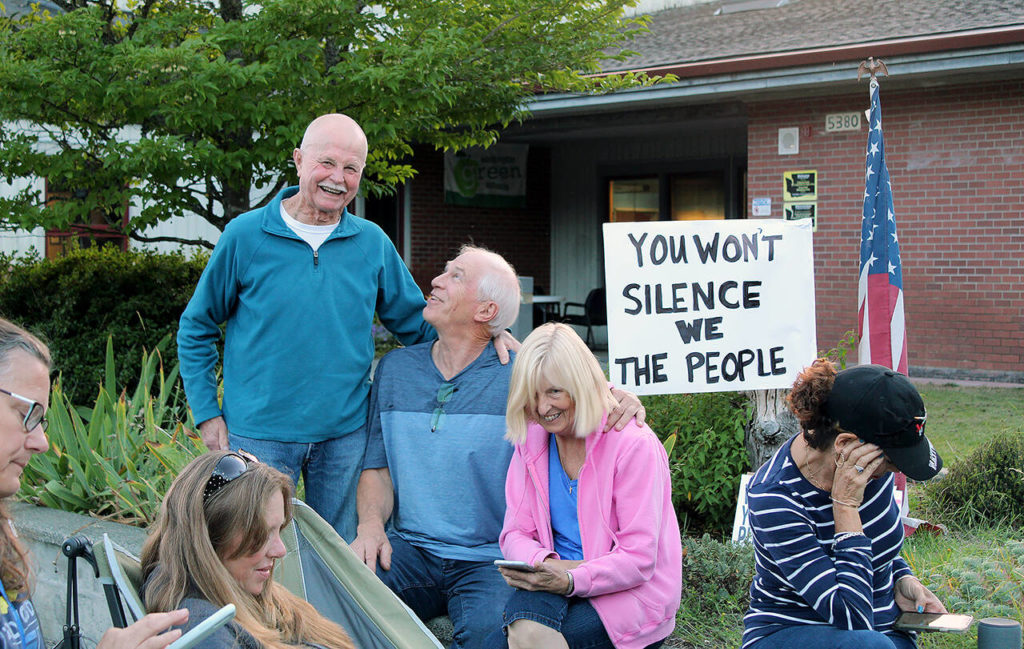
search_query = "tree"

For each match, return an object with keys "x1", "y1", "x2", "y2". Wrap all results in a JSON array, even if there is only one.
[{"x1": 0, "y1": 0, "x2": 650, "y2": 248}]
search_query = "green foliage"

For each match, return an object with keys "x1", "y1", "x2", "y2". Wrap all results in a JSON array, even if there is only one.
[
  {"x1": 644, "y1": 391, "x2": 750, "y2": 535},
  {"x1": 18, "y1": 336, "x2": 205, "y2": 526},
  {"x1": 924, "y1": 432, "x2": 1024, "y2": 529},
  {"x1": 0, "y1": 0, "x2": 659, "y2": 247},
  {"x1": 372, "y1": 314, "x2": 402, "y2": 359},
  {"x1": 0, "y1": 246, "x2": 206, "y2": 405},
  {"x1": 675, "y1": 534, "x2": 754, "y2": 648},
  {"x1": 820, "y1": 329, "x2": 858, "y2": 369}
]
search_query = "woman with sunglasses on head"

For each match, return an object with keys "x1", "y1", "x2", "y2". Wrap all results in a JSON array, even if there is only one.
[
  {"x1": 0, "y1": 318, "x2": 190, "y2": 649},
  {"x1": 742, "y1": 359, "x2": 948, "y2": 649},
  {"x1": 141, "y1": 451, "x2": 353, "y2": 649},
  {"x1": 493, "y1": 323, "x2": 681, "y2": 649}
]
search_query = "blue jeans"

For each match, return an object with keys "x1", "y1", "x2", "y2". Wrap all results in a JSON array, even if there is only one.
[
  {"x1": 486, "y1": 589, "x2": 664, "y2": 649},
  {"x1": 228, "y1": 428, "x2": 366, "y2": 542},
  {"x1": 752, "y1": 625, "x2": 916, "y2": 649},
  {"x1": 377, "y1": 534, "x2": 512, "y2": 649}
]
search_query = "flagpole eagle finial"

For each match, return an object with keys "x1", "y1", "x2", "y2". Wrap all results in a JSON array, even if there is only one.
[{"x1": 858, "y1": 57, "x2": 889, "y2": 82}]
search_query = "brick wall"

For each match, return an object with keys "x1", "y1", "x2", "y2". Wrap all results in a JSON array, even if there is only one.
[
  {"x1": 748, "y1": 80, "x2": 1024, "y2": 379},
  {"x1": 407, "y1": 146, "x2": 551, "y2": 292}
]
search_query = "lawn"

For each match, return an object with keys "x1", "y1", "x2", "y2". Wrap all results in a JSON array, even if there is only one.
[
  {"x1": 670, "y1": 381, "x2": 1024, "y2": 649},
  {"x1": 915, "y1": 382, "x2": 1024, "y2": 462}
]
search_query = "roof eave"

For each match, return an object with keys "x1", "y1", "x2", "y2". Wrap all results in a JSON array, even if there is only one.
[{"x1": 527, "y1": 25, "x2": 1024, "y2": 116}]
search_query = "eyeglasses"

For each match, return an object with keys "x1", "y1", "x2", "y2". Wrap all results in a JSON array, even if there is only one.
[
  {"x1": 0, "y1": 388, "x2": 48, "y2": 434},
  {"x1": 430, "y1": 383, "x2": 457, "y2": 432},
  {"x1": 203, "y1": 449, "x2": 259, "y2": 505}
]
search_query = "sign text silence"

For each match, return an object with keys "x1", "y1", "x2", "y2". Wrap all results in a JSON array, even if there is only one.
[{"x1": 603, "y1": 220, "x2": 817, "y2": 395}]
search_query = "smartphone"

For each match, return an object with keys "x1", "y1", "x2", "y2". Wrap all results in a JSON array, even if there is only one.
[
  {"x1": 893, "y1": 612, "x2": 973, "y2": 633},
  {"x1": 494, "y1": 559, "x2": 537, "y2": 572},
  {"x1": 167, "y1": 604, "x2": 236, "y2": 649}
]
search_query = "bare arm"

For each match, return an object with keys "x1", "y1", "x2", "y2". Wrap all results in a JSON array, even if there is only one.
[{"x1": 350, "y1": 468, "x2": 395, "y2": 572}]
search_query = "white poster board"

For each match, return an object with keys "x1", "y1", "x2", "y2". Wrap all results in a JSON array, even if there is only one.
[
  {"x1": 603, "y1": 219, "x2": 817, "y2": 395},
  {"x1": 731, "y1": 473, "x2": 755, "y2": 544}
]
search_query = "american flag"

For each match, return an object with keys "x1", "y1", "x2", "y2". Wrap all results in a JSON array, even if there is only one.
[
  {"x1": 858, "y1": 79, "x2": 914, "y2": 530},
  {"x1": 858, "y1": 79, "x2": 907, "y2": 374}
]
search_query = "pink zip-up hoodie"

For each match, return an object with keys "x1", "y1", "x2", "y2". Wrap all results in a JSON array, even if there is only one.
[{"x1": 499, "y1": 416, "x2": 682, "y2": 649}]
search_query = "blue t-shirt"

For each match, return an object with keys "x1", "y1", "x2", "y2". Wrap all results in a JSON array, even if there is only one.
[
  {"x1": 0, "y1": 585, "x2": 43, "y2": 649},
  {"x1": 548, "y1": 436, "x2": 583, "y2": 560},
  {"x1": 364, "y1": 341, "x2": 514, "y2": 561}
]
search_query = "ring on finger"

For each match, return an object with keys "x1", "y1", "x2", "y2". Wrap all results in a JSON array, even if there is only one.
[{"x1": 854, "y1": 465, "x2": 865, "y2": 474}]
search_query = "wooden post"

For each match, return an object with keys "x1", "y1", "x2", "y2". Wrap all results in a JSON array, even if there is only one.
[{"x1": 744, "y1": 388, "x2": 799, "y2": 471}]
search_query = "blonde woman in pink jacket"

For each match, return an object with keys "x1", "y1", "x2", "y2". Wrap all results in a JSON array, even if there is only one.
[{"x1": 491, "y1": 323, "x2": 681, "y2": 649}]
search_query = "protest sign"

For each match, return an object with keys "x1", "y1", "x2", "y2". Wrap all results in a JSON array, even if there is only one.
[{"x1": 603, "y1": 219, "x2": 817, "y2": 395}]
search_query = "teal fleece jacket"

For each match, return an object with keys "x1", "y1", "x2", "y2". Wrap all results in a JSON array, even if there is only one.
[{"x1": 177, "y1": 186, "x2": 435, "y2": 442}]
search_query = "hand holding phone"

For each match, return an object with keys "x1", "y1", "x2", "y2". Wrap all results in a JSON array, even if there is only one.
[
  {"x1": 167, "y1": 604, "x2": 236, "y2": 649},
  {"x1": 893, "y1": 612, "x2": 973, "y2": 633},
  {"x1": 494, "y1": 559, "x2": 537, "y2": 572}
]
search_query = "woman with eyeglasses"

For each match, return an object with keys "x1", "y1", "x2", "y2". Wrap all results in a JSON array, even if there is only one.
[
  {"x1": 492, "y1": 323, "x2": 681, "y2": 649},
  {"x1": 141, "y1": 451, "x2": 354, "y2": 649},
  {"x1": 0, "y1": 318, "x2": 191, "y2": 649},
  {"x1": 742, "y1": 360, "x2": 948, "y2": 649}
]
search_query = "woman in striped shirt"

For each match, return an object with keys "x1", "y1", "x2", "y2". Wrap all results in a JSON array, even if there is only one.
[{"x1": 742, "y1": 360, "x2": 947, "y2": 649}]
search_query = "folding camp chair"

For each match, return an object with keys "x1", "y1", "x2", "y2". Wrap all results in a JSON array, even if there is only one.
[
  {"x1": 93, "y1": 534, "x2": 146, "y2": 628},
  {"x1": 276, "y1": 499, "x2": 443, "y2": 649}
]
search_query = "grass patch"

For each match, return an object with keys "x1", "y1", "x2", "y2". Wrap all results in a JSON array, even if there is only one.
[
  {"x1": 914, "y1": 383, "x2": 1024, "y2": 462},
  {"x1": 903, "y1": 529, "x2": 1024, "y2": 649}
]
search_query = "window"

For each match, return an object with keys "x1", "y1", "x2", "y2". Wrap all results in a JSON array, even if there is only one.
[
  {"x1": 607, "y1": 162, "x2": 744, "y2": 223},
  {"x1": 44, "y1": 181, "x2": 128, "y2": 259},
  {"x1": 609, "y1": 178, "x2": 659, "y2": 222},
  {"x1": 670, "y1": 172, "x2": 725, "y2": 221}
]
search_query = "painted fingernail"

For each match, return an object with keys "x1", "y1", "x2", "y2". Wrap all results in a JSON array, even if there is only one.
[{"x1": 917, "y1": 605, "x2": 924, "y2": 613}]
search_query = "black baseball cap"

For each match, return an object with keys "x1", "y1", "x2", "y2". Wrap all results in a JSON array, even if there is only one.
[{"x1": 825, "y1": 365, "x2": 942, "y2": 481}]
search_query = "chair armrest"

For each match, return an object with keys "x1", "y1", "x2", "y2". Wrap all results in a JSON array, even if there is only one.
[{"x1": 562, "y1": 302, "x2": 585, "y2": 315}]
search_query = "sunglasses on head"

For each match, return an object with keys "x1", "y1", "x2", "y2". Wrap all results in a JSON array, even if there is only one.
[
  {"x1": 203, "y1": 449, "x2": 260, "y2": 505},
  {"x1": 0, "y1": 387, "x2": 48, "y2": 433}
]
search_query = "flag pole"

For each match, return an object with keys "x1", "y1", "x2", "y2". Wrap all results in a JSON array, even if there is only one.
[{"x1": 856, "y1": 58, "x2": 935, "y2": 536}]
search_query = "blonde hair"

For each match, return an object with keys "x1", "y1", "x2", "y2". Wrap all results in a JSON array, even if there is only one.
[
  {"x1": 141, "y1": 452, "x2": 353, "y2": 649},
  {"x1": 0, "y1": 318, "x2": 51, "y2": 596},
  {"x1": 506, "y1": 323, "x2": 616, "y2": 443}
]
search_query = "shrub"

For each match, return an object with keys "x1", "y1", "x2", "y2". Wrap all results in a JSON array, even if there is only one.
[
  {"x1": 644, "y1": 391, "x2": 750, "y2": 535},
  {"x1": 0, "y1": 246, "x2": 207, "y2": 405},
  {"x1": 924, "y1": 431, "x2": 1024, "y2": 529},
  {"x1": 18, "y1": 336, "x2": 205, "y2": 526},
  {"x1": 676, "y1": 534, "x2": 755, "y2": 648}
]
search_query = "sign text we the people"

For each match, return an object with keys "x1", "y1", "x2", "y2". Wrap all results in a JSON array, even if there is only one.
[{"x1": 603, "y1": 220, "x2": 817, "y2": 395}]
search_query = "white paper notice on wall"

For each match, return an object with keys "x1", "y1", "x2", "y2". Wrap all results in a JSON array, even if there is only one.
[
  {"x1": 602, "y1": 219, "x2": 817, "y2": 396},
  {"x1": 752, "y1": 198, "x2": 771, "y2": 217}
]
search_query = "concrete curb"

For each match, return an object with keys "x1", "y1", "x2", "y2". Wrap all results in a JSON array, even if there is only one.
[{"x1": 11, "y1": 502, "x2": 148, "y2": 647}]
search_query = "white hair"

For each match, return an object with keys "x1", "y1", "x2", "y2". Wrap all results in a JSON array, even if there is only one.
[{"x1": 461, "y1": 244, "x2": 520, "y2": 335}]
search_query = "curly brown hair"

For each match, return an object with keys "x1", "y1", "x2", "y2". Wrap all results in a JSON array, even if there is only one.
[{"x1": 787, "y1": 358, "x2": 842, "y2": 451}]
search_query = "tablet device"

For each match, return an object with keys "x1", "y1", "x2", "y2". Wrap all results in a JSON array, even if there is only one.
[
  {"x1": 893, "y1": 612, "x2": 973, "y2": 633},
  {"x1": 494, "y1": 560, "x2": 536, "y2": 572},
  {"x1": 167, "y1": 604, "x2": 236, "y2": 649}
]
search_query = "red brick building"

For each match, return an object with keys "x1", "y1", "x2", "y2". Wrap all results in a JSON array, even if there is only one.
[{"x1": 393, "y1": 0, "x2": 1024, "y2": 382}]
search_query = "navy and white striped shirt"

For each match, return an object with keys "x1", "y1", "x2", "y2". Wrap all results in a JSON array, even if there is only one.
[{"x1": 742, "y1": 436, "x2": 913, "y2": 648}]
